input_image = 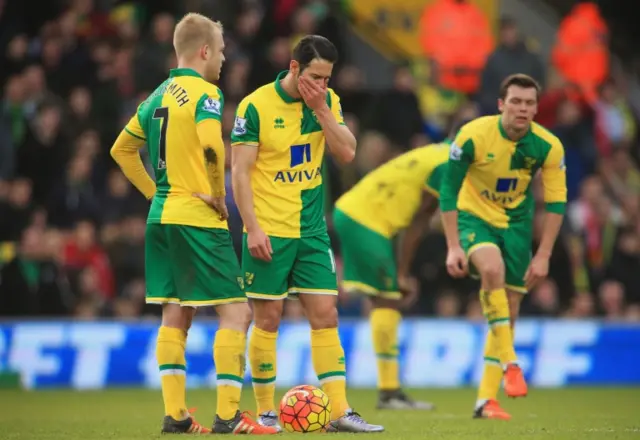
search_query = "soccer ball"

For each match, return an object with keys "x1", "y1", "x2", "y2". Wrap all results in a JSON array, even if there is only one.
[{"x1": 279, "y1": 385, "x2": 332, "y2": 433}]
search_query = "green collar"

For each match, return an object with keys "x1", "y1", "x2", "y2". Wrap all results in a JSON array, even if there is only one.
[
  {"x1": 274, "y1": 71, "x2": 301, "y2": 103},
  {"x1": 169, "y1": 68, "x2": 202, "y2": 78},
  {"x1": 498, "y1": 115, "x2": 532, "y2": 143}
]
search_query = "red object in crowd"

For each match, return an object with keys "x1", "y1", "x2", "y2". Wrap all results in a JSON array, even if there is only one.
[{"x1": 63, "y1": 241, "x2": 115, "y2": 298}]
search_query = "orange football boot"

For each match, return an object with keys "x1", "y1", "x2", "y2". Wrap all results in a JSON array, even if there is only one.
[
  {"x1": 473, "y1": 399, "x2": 511, "y2": 420},
  {"x1": 504, "y1": 364, "x2": 528, "y2": 398}
]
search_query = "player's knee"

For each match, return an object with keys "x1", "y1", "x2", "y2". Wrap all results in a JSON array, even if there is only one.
[
  {"x1": 219, "y1": 303, "x2": 253, "y2": 333},
  {"x1": 251, "y1": 300, "x2": 283, "y2": 333},
  {"x1": 478, "y1": 261, "x2": 505, "y2": 288},
  {"x1": 306, "y1": 302, "x2": 338, "y2": 330},
  {"x1": 161, "y1": 304, "x2": 189, "y2": 330}
]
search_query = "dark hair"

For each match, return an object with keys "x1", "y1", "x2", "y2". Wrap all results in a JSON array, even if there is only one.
[
  {"x1": 292, "y1": 35, "x2": 338, "y2": 70},
  {"x1": 499, "y1": 74, "x2": 541, "y2": 100}
]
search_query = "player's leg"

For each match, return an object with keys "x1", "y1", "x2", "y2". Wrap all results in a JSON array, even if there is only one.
[
  {"x1": 458, "y1": 213, "x2": 520, "y2": 420},
  {"x1": 145, "y1": 224, "x2": 209, "y2": 434},
  {"x1": 168, "y1": 225, "x2": 277, "y2": 434},
  {"x1": 293, "y1": 233, "x2": 384, "y2": 433},
  {"x1": 243, "y1": 235, "x2": 296, "y2": 431},
  {"x1": 501, "y1": 221, "x2": 532, "y2": 399},
  {"x1": 332, "y1": 208, "x2": 432, "y2": 410}
]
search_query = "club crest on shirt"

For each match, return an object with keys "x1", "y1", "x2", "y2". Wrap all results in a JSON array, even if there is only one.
[{"x1": 524, "y1": 157, "x2": 536, "y2": 169}]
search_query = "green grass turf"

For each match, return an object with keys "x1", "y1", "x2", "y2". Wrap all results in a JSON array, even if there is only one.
[{"x1": 2, "y1": 388, "x2": 639, "y2": 439}]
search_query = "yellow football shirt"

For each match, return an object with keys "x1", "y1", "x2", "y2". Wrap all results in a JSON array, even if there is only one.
[
  {"x1": 230, "y1": 70, "x2": 344, "y2": 238},
  {"x1": 335, "y1": 142, "x2": 450, "y2": 238},
  {"x1": 124, "y1": 68, "x2": 227, "y2": 229},
  {"x1": 440, "y1": 115, "x2": 567, "y2": 228}
]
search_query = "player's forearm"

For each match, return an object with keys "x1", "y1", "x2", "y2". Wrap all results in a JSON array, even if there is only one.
[
  {"x1": 315, "y1": 106, "x2": 356, "y2": 163},
  {"x1": 110, "y1": 132, "x2": 155, "y2": 200},
  {"x1": 397, "y1": 221, "x2": 427, "y2": 278},
  {"x1": 441, "y1": 210, "x2": 461, "y2": 249},
  {"x1": 536, "y1": 212, "x2": 564, "y2": 257},
  {"x1": 231, "y1": 168, "x2": 260, "y2": 232}
]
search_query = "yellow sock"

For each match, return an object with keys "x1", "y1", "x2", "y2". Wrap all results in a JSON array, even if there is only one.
[
  {"x1": 214, "y1": 329, "x2": 247, "y2": 420},
  {"x1": 311, "y1": 328, "x2": 349, "y2": 419},
  {"x1": 249, "y1": 327, "x2": 277, "y2": 415},
  {"x1": 370, "y1": 308, "x2": 401, "y2": 391},
  {"x1": 156, "y1": 326, "x2": 187, "y2": 420},
  {"x1": 480, "y1": 288, "x2": 517, "y2": 365},
  {"x1": 476, "y1": 330, "x2": 503, "y2": 406}
]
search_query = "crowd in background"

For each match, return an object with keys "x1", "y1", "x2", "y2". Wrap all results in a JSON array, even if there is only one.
[{"x1": 1, "y1": 0, "x2": 639, "y2": 321}]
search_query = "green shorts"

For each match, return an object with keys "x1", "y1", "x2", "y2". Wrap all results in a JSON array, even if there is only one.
[
  {"x1": 332, "y1": 209, "x2": 401, "y2": 300},
  {"x1": 458, "y1": 211, "x2": 531, "y2": 293},
  {"x1": 145, "y1": 224, "x2": 246, "y2": 306},
  {"x1": 242, "y1": 232, "x2": 338, "y2": 300}
]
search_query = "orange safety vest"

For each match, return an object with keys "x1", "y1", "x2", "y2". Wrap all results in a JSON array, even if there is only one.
[
  {"x1": 419, "y1": 0, "x2": 493, "y2": 93},
  {"x1": 552, "y1": 3, "x2": 609, "y2": 104}
]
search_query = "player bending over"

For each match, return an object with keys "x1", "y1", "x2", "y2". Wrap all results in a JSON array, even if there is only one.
[
  {"x1": 332, "y1": 122, "x2": 467, "y2": 410},
  {"x1": 110, "y1": 13, "x2": 277, "y2": 435},
  {"x1": 231, "y1": 35, "x2": 383, "y2": 433},
  {"x1": 439, "y1": 74, "x2": 567, "y2": 420}
]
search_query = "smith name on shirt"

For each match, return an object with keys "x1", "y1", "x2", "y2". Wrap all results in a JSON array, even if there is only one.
[{"x1": 147, "y1": 79, "x2": 191, "y2": 107}]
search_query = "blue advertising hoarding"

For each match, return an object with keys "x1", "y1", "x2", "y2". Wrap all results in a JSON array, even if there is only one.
[{"x1": 0, "y1": 319, "x2": 638, "y2": 389}]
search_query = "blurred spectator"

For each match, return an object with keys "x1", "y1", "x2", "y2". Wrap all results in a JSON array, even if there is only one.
[
  {"x1": 363, "y1": 65, "x2": 427, "y2": 150},
  {"x1": 16, "y1": 103, "x2": 68, "y2": 204},
  {"x1": 478, "y1": 17, "x2": 545, "y2": 115},
  {"x1": 0, "y1": 0, "x2": 637, "y2": 320},
  {"x1": 0, "y1": 178, "x2": 35, "y2": 242},
  {"x1": 62, "y1": 219, "x2": 114, "y2": 298},
  {"x1": 598, "y1": 280, "x2": 626, "y2": 320},
  {"x1": 0, "y1": 226, "x2": 71, "y2": 316},
  {"x1": 419, "y1": 0, "x2": 493, "y2": 94},
  {"x1": 522, "y1": 279, "x2": 560, "y2": 316},
  {"x1": 134, "y1": 12, "x2": 175, "y2": 93},
  {"x1": 552, "y1": 1, "x2": 609, "y2": 104}
]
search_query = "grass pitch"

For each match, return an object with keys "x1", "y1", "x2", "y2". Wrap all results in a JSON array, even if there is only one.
[{"x1": 3, "y1": 388, "x2": 639, "y2": 439}]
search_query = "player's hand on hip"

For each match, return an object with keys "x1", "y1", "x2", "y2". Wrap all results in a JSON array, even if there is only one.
[
  {"x1": 193, "y1": 193, "x2": 229, "y2": 221},
  {"x1": 524, "y1": 253, "x2": 549, "y2": 290},
  {"x1": 298, "y1": 76, "x2": 328, "y2": 112},
  {"x1": 247, "y1": 228, "x2": 273, "y2": 262},
  {"x1": 446, "y1": 246, "x2": 468, "y2": 278}
]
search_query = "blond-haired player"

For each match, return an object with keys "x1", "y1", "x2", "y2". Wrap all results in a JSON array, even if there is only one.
[{"x1": 111, "y1": 13, "x2": 277, "y2": 435}]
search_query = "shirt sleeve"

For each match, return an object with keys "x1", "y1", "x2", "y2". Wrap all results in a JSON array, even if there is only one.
[
  {"x1": 230, "y1": 97, "x2": 260, "y2": 146},
  {"x1": 328, "y1": 89, "x2": 345, "y2": 125},
  {"x1": 424, "y1": 162, "x2": 446, "y2": 197},
  {"x1": 541, "y1": 138, "x2": 567, "y2": 214},
  {"x1": 124, "y1": 111, "x2": 146, "y2": 141},
  {"x1": 195, "y1": 87, "x2": 224, "y2": 124},
  {"x1": 110, "y1": 127, "x2": 156, "y2": 200},
  {"x1": 439, "y1": 131, "x2": 475, "y2": 212}
]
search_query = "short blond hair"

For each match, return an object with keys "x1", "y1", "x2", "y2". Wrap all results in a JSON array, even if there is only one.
[{"x1": 173, "y1": 13, "x2": 223, "y2": 58}]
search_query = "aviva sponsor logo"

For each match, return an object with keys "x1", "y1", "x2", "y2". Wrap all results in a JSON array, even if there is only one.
[
  {"x1": 274, "y1": 143, "x2": 321, "y2": 183},
  {"x1": 480, "y1": 189, "x2": 526, "y2": 204},
  {"x1": 274, "y1": 168, "x2": 322, "y2": 183}
]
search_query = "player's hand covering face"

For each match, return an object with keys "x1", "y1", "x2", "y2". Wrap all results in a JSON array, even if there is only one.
[
  {"x1": 296, "y1": 58, "x2": 333, "y2": 111},
  {"x1": 498, "y1": 85, "x2": 538, "y2": 131}
]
